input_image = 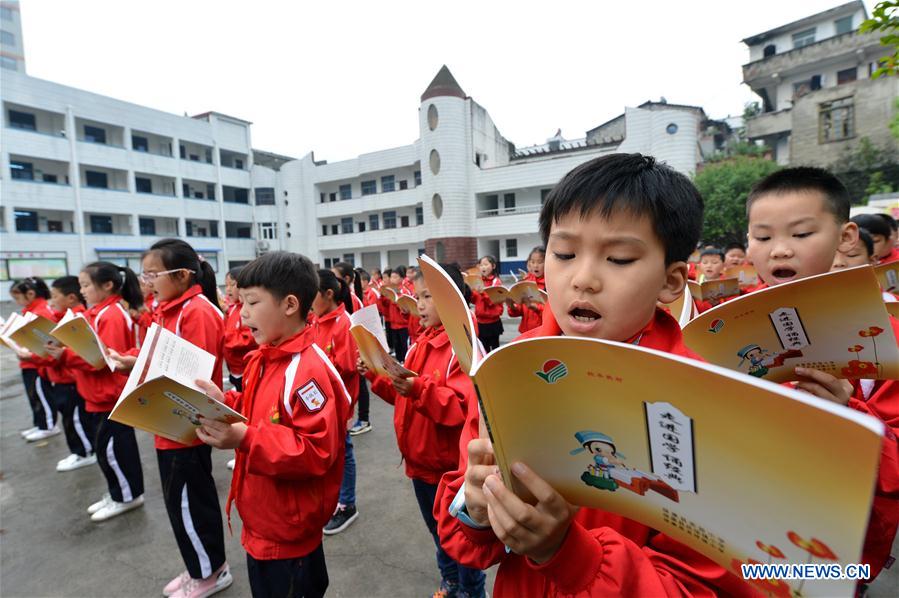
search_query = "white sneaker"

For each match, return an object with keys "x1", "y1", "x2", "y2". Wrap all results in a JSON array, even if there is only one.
[
  {"x1": 25, "y1": 427, "x2": 61, "y2": 442},
  {"x1": 226, "y1": 458, "x2": 235, "y2": 471},
  {"x1": 163, "y1": 571, "x2": 190, "y2": 597},
  {"x1": 20, "y1": 426, "x2": 38, "y2": 438},
  {"x1": 91, "y1": 495, "x2": 144, "y2": 522},
  {"x1": 57, "y1": 453, "x2": 97, "y2": 472},
  {"x1": 87, "y1": 493, "x2": 112, "y2": 514},
  {"x1": 170, "y1": 563, "x2": 233, "y2": 598}
]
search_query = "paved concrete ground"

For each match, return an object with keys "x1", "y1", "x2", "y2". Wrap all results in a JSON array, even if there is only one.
[{"x1": 1, "y1": 311, "x2": 897, "y2": 597}]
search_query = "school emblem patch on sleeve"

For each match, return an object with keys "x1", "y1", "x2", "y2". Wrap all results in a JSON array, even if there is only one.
[{"x1": 297, "y1": 380, "x2": 327, "y2": 412}]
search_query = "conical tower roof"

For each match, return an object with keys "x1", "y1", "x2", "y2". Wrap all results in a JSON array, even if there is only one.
[{"x1": 421, "y1": 65, "x2": 467, "y2": 102}]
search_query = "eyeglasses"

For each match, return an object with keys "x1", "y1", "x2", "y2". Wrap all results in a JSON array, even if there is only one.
[{"x1": 139, "y1": 268, "x2": 195, "y2": 283}]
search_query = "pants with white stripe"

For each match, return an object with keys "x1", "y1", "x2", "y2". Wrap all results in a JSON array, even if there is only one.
[
  {"x1": 52, "y1": 383, "x2": 94, "y2": 457},
  {"x1": 157, "y1": 445, "x2": 227, "y2": 580},
  {"x1": 94, "y1": 414, "x2": 145, "y2": 502},
  {"x1": 21, "y1": 369, "x2": 57, "y2": 430}
]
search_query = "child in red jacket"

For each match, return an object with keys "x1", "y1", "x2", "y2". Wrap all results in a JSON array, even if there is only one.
[
  {"x1": 223, "y1": 266, "x2": 257, "y2": 392},
  {"x1": 361, "y1": 263, "x2": 486, "y2": 598},
  {"x1": 470, "y1": 255, "x2": 504, "y2": 352},
  {"x1": 196, "y1": 251, "x2": 352, "y2": 598},
  {"x1": 38, "y1": 276, "x2": 96, "y2": 471},
  {"x1": 435, "y1": 154, "x2": 758, "y2": 596},
  {"x1": 48, "y1": 263, "x2": 146, "y2": 521},
  {"x1": 109, "y1": 239, "x2": 230, "y2": 598},
  {"x1": 506, "y1": 246, "x2": 546, "y2": 334},
  {"x1": 746, "y1": 168, "x2": 899, "y2": 584},
  {"x1": 9, "y1": 277, "x2": 59, "y2": 441},
  {"x1": 382, "y1": 266, "x2": 411, "y2": 362},
  {"x1": 312, "y1": 269, "x2": 363, "y2": 535}
]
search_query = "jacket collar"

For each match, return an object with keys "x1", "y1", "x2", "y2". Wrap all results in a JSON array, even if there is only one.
[
  {"x1": 158, "y1": 284, "x2": 203, "y2": 316},
  {"x1": 87, "y1": 294, "x2": 122, "y2": 319},
  {"x1": 537, "y1": 305, "x2": 685, "y2": 353},
  {"x1": 257, "y1": 324, "x2": 314, "y2": 362}
]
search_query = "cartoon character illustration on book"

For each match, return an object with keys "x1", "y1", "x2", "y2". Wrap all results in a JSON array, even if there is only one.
[
  {"x1": 570, "y1": 430, "x2": 679, "y2": 502},
  {"x1": 736, "y1": 344, "x2": 804, "y2": 378},
  {"x1": 172, "y1": 408, "x2": 200, "y2": 426}
]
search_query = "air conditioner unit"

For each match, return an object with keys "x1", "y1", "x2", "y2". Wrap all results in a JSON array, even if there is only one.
[{"x1": 256, "y1": 240, "x2": 270, "y2": 254}]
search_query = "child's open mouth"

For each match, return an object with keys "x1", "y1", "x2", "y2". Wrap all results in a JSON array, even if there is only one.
[
  {"x1": 571, "y1": 307, "x2": 600, "y2": 323},
  {"x1": 771, "y1": 267, "x2": 797, "y2": 281}
]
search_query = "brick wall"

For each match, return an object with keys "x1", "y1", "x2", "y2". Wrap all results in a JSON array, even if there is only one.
[{"x1": 424, "y1": 236, "x2": 477, "y2": 268}]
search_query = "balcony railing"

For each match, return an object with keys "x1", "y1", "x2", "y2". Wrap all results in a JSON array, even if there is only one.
[
  {"x1": 477, "y1": 205, "x2": 542, "y2": 218},
  {"x1": 743, "y1": 30, "x2": 880, "y2": 83}
]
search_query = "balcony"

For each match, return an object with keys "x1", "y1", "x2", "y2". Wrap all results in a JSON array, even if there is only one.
[
  {"x1": 745, "y1": 109, "x2": 792, "y2": 139},
  {"x1": 316, "y1": 225, "x2": 423, "y2": 251},
  {"x1": 742, "y1": 30, "x2": 881, "y2": 85},
  {"x1": 476, "y1": 204, "x2": 542, "y2": 218},
  {"x1": 316, "y1": 187, "x2": 420, "y2": 218},
  {"x1": 135, "y1": 172, "x2": 177, "y2": 198}
]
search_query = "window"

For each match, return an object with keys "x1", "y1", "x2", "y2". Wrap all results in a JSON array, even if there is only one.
[
  {"x1": 341, "y1": 217, "x2": 353, "y2": 234},
  {"x1": 504, "y1": 193, "x2": 516, "y2": 211},
  {"x1": 339, "y1": 184, "x2": 352, "y2": 200},
  {"x1": 506, "y1": 238, "x2": 518, "y2": 258},
  {"x1": 206, "y1": 184, "x2": 216, "y2": 200},
  {"x1": 415, "y1": 206, "x2": 423, "y2": 225},
  {"x1": 139, "y1": 218, "x2": 156, "y2": 236},
  {"x1": 83, "y1": 125, "x2": 107, "y2": 144},
  {"x1": 342, "y1": 254, "x2": 355, "y2": 265},
  {"x1": 763, "y1": 44, "x2": 776, "y2": 58},
  {"x1": 837, "y1": 67, "x2": 857, "y2": 85},
  {"x1": 90, "y1": 215, "x2": 113, "y2": 234},
  {"x1": 180, "y1": 145, "x2": 186, "y2": 159},
  {"x1": 235, "y1": 159, "x2": 243, "y2": 170},
  {"x1": 361, "y1": 180, "x2": 377, "y2": 196},
  {"x1": 1, "y1": 31, "x2": 14, "y2": 46},
  {"x1": 84, "y1": 171, "x2": 108, "y2": 189},
  {"x1": 330, "y1": 192, "x2": 337, "y2": 202},
  {"x1": 399, "y1": 180, "x2": 408, "y2": 190},
  {"x1": 10, "y1": 160, "x2": 33, "y2": 180},
  {"x1": 369, "y1": 214, "x2": 380, "y2": 231},
  {"x1": 1, "y1": 7, "x2": 13, "y2": 21},
  {"x1": 323, "y1": 258, "x2": 335, "y2": 269},
  {"x1": 135, "y1": 177, "x2": 153, "y2": 194},
  {"x1": 43, "y1": 174, "x2": 58, "y2": 184},
  {"x1": 819, "y1": 97, "x2": 854, "y2": 143},
  {"x1": 47, "y1": 220, "x2": 63, "y2": 232},
  {"x1": 258, "y1": 222, "x2": 278, "y2": 240},
  {"x1": 331, "y1": 224, "x2": 339, "y2": 235},
  {"x1": 414, "y1": 170, "x2": 421, "y2": 186},
  {"x1": 14, "y1": 210, "x2": 37, "y2": 232},
  {"x1": 0, "y1": 55, "x2": 16, "y2": 70},
  {"x1": 132, "y1": 135, "x2": 149, "y2": 152},
  {"x1": 320, "y1": 192, "x2": 326, "y2": 203},
  {"x1": 9, "y1": 110, "x2": 35, "y2": 131},
  {"x1": 792, "y1": 28, "x2": 816, "y2": 49},
  {"x1": 834, "y1": 15, "x2": 853, "y2": 35},
  {"x1": 400, "y1": 215, "x2": 410, "y2": 228},
  {"x1": 383, "y1": 211, "x2": 397, "y2": 229},
  {"x1": 381, "y1": 175, "x2": 395, "y2": 193},
  {"x1": 226, "y1": 222, "x2": 252, "y2": 238},
  {"x1": 255, "y1": 187, "x2": 275, "y2": 205},
  {"x1": 358, "y1": 222, "x2": 366, "y2": 232},
  {"x1": 541, "y1": 189, "x2": 551, "y2": 204},
  {"x1": 322, "y1": 225, "x2": 328, "y2": 236}
]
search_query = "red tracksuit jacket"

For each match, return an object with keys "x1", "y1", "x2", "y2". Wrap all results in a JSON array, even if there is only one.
[
  {"x1": 363, "y1": 287, "x2": 379, "y2": 307},
  {"x1": 367, "y1": 324, "x2": 472, "y2": 485},
  {"x1": 135, "y1": 292, "x2": 157, "y2": 346},
  {"x1": 435, "y1": 308, "x2": 760, "y2": 597},
  {"x1": 312, "y1": 304, "x2": 360, "y2": 403},
  {"x1": 31, "y1": 306, "x2": 85, "y2": 385},
  {"x1": 506, "y1": 273, "x2": 546, "y2": 334},
  {"x1": 18, "y1": 297, "x2": 56, "y2": 374},
  {"x1": 64, "y1": 295, "x2": 135, "y2": 413},
  {"x1": 223, "y1": 301, "x2": 257, "y2": 378},
  {"x1": 880, "y1": 246, "x2": 899, "y2": 265},
  {"x1": 471, "y1": 274, "x2": 504, "y2": 325},
  {"x1": 225, "y1": 325, "x2": 353, "y2": 560},
  {"x1": 149, "y1": 285, "x2": 224, "y2": 450},
  {"x1": 350, "y1": 292, "x2": 363, "y2": 313}
]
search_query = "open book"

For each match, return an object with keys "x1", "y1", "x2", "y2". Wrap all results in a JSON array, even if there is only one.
[
  {"x1": 110, "y1": 323, "x2": 245, "y2": 444},
  {"x1": 463, "y1": 273, "x2": 484, "y2": 292},
  {"x1": 419, "y1": 254, "x2": 883, "y2": 598},
  {"x1": 687, "y1": 277, "x2": 740, "y2": 302},
  {"x1": 378, "y1": 286, "x2": 418, "y2": 316},
  {"x1": 482, "y1": 280, "x2": 548, "y2": 306},
  {"x1": 722, "y1": 264, "x2": 759, "y2": 289},
  {"x1": 683, "y1": 265, "x2": 899, "y2": 382},
  {"x1": 349, "y1": 305, "x2": 416, "y2": 379},
  {"x1": 49, "y1": 309, "x2": 115, "y2": 371},
  {"x1": 0, "y1": 315, "x2": 25, "y2": 352},
  {"x1": 0, "y1": 312, "x2": 57, "y2": 357},
  {"x1": 875, "y1": 261, "x2": 899, "y2": 294}
]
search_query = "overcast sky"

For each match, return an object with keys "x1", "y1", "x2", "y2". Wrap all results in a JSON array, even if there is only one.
[{"x1": 18, "y1": 0, "x2": 868, "y2": 162}]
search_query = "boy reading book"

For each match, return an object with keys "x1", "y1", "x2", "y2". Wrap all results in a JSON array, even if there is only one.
[
  {"x1": 195, "y1": 252, "x2": 352, "y2": 598},
  {"x1": 744, "y1": 166, "x2": 899, "y2": 582},
  {"x1": 435, "y1": 153, "x2": 755, "y2": 596}
]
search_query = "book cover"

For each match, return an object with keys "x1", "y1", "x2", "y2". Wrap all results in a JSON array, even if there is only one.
[
  {"x1": 49, "y1": 309, "x2": 115, "y2": 371},
  {"x1": 349, "y1": 305, "x2": 416, "y2": 379},
  {"x1": 110, "y1": 323, "x2": 245, "y2": 444},
  {"x1": 418, "y1": 254, "x2": 883, "y2": 598},
  {"x1": 875, "y1": 261, "x2": 899, "y2": 294},
  {"x1": 683, "y1": 266, "x2": 899, "y2": 382},
  {"x1": 723, "y1": 265, "x2": 759, "y2": 289},
  {"x1": 396, "y1": 294, "x2": 420, "y2": 317},
  {"x1": 688, "y1": 278, "x2": 741, "y2": 302},
  {"x1": 5, "y1": 312, "x2": 57, "y2": 357},
  {"x1": 483, "y1": 281, "x2": 548, "y2": 305}
]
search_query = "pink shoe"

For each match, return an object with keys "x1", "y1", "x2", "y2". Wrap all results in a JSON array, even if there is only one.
[
  {"x1": 170, "y1": 564, "x2": 232, "y2": 598},
  {"x1": 163, "y1": 571, "x2": 189, "y2": 597}
]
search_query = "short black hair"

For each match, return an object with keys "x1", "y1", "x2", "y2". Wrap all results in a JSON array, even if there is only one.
[
  {"x1": 10, "y1": 277, "x2": 50, "y2": 299},
  {"x1": 51, "y1": 276, "x2": 85, "y2": 304},
  {"x1": 393, "y1": 265, "x2": 407, "y2": 278},
  {"x1": 747, "y1": 167, "x2": 850, "y2": 223},
  {"x1": 700, "y1": 248, "x2": 724, "y2": 261},
  {"x1": 877, "y1": 213, "x2": 898, "y2": 232},
  {"x1": 237, "y1": 251, "x2": 318, "y2": 318},
  {"x1": 538, "y1": 153, "x2": 704, "y2": 264},
  {"x1": 227, "y1": 266, "x2": 244, "y2": 280},
  {"x1": 724, "y1": 242, "x2": 745, "y2": 254},
  {"x1": 852, "y1": 214, "x2": 892, "y2": 239},
  {"x1": 857, "y1": 228, "x2": 875, "y2": 258}
]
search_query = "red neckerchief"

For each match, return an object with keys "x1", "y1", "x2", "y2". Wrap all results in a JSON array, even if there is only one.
[
  {"x1": 225, "y1": 325, "x2": 315, "y2": 530},
  {"x1": 154, "y1": 284, "x2": 203, "y2": 327}
]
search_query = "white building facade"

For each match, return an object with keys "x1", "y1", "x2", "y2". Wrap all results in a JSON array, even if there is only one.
[{"x1": 0, "y1": 1, "x2": 25, "y2": 73}]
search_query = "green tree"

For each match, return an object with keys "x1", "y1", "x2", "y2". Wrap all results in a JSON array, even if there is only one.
[
  {"x1": 861, "y1": 1, "x2": 899, "y2": 78},
  {"x1": 829, "y1": 137, "x2": 899, "y2": 202},
  {"x1": 693, "y1": 156, "x2": 781, "y2": 245}
]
